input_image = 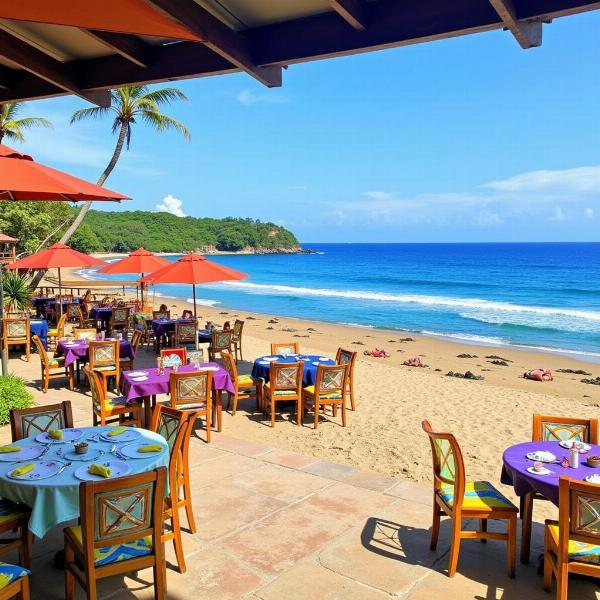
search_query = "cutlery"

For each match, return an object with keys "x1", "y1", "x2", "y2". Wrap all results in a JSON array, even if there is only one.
[{"x1": 55, "y1": 462, "x2": 72, "y2": 476}]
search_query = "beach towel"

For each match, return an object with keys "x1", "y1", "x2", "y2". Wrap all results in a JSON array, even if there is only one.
[
  {"x1": 363, "y1": 348, "x2": 390, "y2": 358},
  {"x1": 403, "y1": 357, "x2": 425, "y2": 367},
  {"x1": 524, "y1": 368, "x2": 553, "y2": 382}
]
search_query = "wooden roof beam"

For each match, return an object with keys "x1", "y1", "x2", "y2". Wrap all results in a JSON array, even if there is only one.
[
  {"x1": 489, "y1": 0, "x2": 542, "y2": 48},
  {"x1": 0, "y1": 29, "x2": 110, "y2": 106},
  {"x1": 83, "y1": 30, "x2": 155, "y2": 68},
  {"x1": 144, "y1": 0, "x2": 282, "y2": 87},
  {"x1": 330, "y1": 0, "x2": 368, "y2": 31}
]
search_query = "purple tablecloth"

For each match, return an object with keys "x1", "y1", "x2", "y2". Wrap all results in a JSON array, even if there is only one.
[
  {"x1": 89, "y1": 307, "x2": 113, "y2": 328},
  {"x1": 55, "y1": 339, "x2": 134, "y2": 367},
  {"x1": 120, "y1": 363, "x2": 235, "y2": 402},
  {"x1": 151, "y1": 319, "x2": 194, "y2": 337},
  {"x1": 501, "y1": 440, "x2": 600, "y2": 506}
]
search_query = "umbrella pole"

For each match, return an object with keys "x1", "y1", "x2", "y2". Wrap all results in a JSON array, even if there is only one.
[
  {"x1": 58, "y1": 268, "x2": 63, "y2": 318},
  {"x1": 140, "y1": 274, "x2": 144, "y2": 310},
  {"x1": 192, "y1": 283, "x2": 199, "y2": 350},
  {"x1": 0, "y1": 262, "x2": 7, "y2": 376}
]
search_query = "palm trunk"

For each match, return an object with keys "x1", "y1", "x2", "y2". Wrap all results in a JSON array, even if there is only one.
[{"x1": 30, "y1": 122, "x2": 128, "y2": 289}]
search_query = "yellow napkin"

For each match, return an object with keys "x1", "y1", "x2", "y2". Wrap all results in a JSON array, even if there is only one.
[
  {"x1": 137, "y1": 444, "x2": 163, "y2": 453},
  {"x1": 11, "y1": 463, "x2": 34, "y2": 477},
  {"x1": 49, "y1": 429, "x2": 63, "y2": 440},
  {"x1": 0, "y1": 445, "x2": 21, "y2": 453},
  {"x1": 107, "y1": 427, "x2": 127, "y2": 437},
  {"x1": 88, "y1": 464, "x2": 112, "y2": 478}
]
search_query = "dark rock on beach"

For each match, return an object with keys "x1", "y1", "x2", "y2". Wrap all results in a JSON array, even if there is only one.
[
  {"x1": 457, "y1": 353, "x2": 478, "y2": 359},
  {"x1": 352, "y1": 341, "x2": 365, "y2": 345},
  {"x1": 557, "y1": 368, "x2": 592, "y2": 376},
  {"x1": 485, "y1": 355, "x2": 512, "y2": 362},
  {"x1": 399, "y1": 337, "x2": 415, "y2": 342},
  {"x1": 581, "y1": 377, "x2": 600, "y2": 386},
  {"x1": 268, "y1": 319, "x2": 278, "y2": 324},
  {"x1": 446, "y1": 371, "x2": 484, "y2": 381},
  {"x1": 489, "y1": 360, "x2": 509, "y2": 367}
]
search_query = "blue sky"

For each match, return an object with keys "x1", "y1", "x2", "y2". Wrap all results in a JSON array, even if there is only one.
[{"x1": 14, "y1": 11, "x2": 600, "y2": 244}]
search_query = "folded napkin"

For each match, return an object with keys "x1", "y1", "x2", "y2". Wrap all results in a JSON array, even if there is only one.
[
  {"x1": 107, "y1": 427, "x2": 127, "y2": 437},
  {"x1": 49, "y1": 429, "x2": 63, "y2": 440},
  {"x1": 0, "y1": 445, "x2": 21, "y2": 453},
  {"x1": 11, "y1": 463, "x2": 34, "y2": 477},
  {"x1": 137, "y1": 444, "x2": 163, "y2": 453},
  {"x1": 530, "y1": 450, "x2": 556, "y2": 462},
  {"x1": 88, "y1": 464, "x2": 112, "y2": 478}
]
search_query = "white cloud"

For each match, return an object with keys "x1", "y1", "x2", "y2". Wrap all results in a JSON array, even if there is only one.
[
  {"x1": 362, "y1": 191, "x2": 395, "y2": 201},
  {"x1": 236, "y1": 89, "x2": 288, "y2": 106},
  {"x1": 550, "y1": 207, "x2": 566, "y2": 222},
  {"x1": 475, "y1": 211, "x2": 502, "y2": 227},
  {"x1": 585, "y1": 208, "x2": 595, "y2": 219},
  {"x1": 156, "y1": 194, "x2": 186, "y2": 217}
]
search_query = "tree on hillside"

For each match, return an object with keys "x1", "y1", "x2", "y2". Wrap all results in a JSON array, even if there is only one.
[
  {"x1": 0, "y1": 102, "x2": 51, "y2": 144},
  {"x1": 60, "y1": 85, "x2": 191, "y2": 245}
]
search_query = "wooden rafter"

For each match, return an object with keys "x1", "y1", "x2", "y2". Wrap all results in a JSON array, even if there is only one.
[
  {"x1": 144, "y1": 0, "x2": 282, "y2": 88},
  {"x1": 489, "y1": 0, "x2": 542, "y2": 48},
  {"x1": 330, "y1": 0, "x2": 368, "y2": 31},
  {"x1": 83, "y1": 30, "x2": 154, "y2": 68}
]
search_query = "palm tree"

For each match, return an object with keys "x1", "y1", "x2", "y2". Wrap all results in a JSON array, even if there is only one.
[
  {"x1": 60, "y1": 85, "x2": 191, "y2": 244},
  {"x1": 0, "y1": 102, "x2": 52, "y2": 144}
]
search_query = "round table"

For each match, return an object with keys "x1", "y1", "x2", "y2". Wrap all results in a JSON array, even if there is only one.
[
  {"x1": 251, "y1": 354, "x2": 335, "y2": 387},
  {"x1": 501, "y1": 440, "x2": 600, "y2": 506},
  {"x1": 89, "y1": 307, "x2": 113, "y2": 329},
  {"x1": 55, "y1": 339, "x2": 134, "y2": 368},
  {"x1": 0, "y1": 426, "x2": 168, "y2": 539}
]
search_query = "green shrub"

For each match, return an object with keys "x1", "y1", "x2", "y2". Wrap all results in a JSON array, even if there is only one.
[{"x1": 0, "y1": 374, "x2": 34, "y2": 426}]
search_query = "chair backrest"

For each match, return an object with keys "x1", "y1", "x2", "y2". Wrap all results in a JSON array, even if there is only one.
[
  {"x1": 211, "y1": 330, "x2": 233, "y2": 351},
  {"x1": 130, "y1": 329, "x2": 143, "y2": 353},
  {"x1": 187, "y1": 349, "x2": 204, "y2": 365},
  {"x1": 77, "y1": 467, "x2": 166, "y2": 572},
  {"x1": 88, "y1": 340, "x2": 119, "y2": 369},
  {"x1": 336, "y1": 348, "x2": 357, "y2": 380},
  {"x1": 111, "y1": 306, "x2": 130, "y2": 326},
  {"x1": 175, "y1": 321, "x2": 197, "y2": 345},
  {"x1": 270, "y1": 342, "x2": 299, "y2": 355},
  {"x1": 150, "y1": 404, "x2": 190, "y2": 456},
  {"x1": 557, "y1": 476, "x2": 600, "y2": 562},
  {"x1": 532, "y1": 414, "x2": 599, "y2": 444},
  {"x1": 31, "y1": 335, "x2": 48, "y2": 367},
  {"x1": 55, "y1": 313, "x2": 67, "y2": 337},
  {"x1": 66, "y1": 303, "x2": 82, "y2": 320},
  {"x1": 3, "y1": 317, "x2": 29, "y2": 340},
  {"x1": 160, "y1": 348, "x2": 186, "y2": 368},
  {"x1": 74, "y1": 328, "x2": 97, "y2": 340},
  {"x1": 421, "y1": 420, "x2": 466, "y2": 511},
  {"x1": 152, "y1": 310, "x2": 170, "y2": 321},
  {"x1": 83, "y1": 366, "x2": 108, "y2": 416},
  {"x1": 100, "y1": 297, "x2": 112, "y2": 307},
  {"x1": 233, "y1": 319, "x2": 244, "y2": 339},
  {"x1": 269, "y1": 361, "x2": 304, "y2": 395},
  {"x1": 219, "y1": 350, "x2": 238, "y2": 383},
  {"x1": 169, "y1": 370, "x2": 212, "y2": 409},
  {"x1": 10, "y1": 401, "x2": 74, "y2": 441},
  {"x1": 313, "y1": 364, "x2": 347, "y2": 397}
]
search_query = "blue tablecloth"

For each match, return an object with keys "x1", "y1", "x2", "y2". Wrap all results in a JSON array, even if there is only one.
[
  {"x1": 251, "y1": 354, "x2": 335, "y2": 387},
  {"x1": 0, "y1": 426, "x2": 169, "y2": 538},
  {"x1": 30, "y1": 319, "x2": 48, "y2": 349}
]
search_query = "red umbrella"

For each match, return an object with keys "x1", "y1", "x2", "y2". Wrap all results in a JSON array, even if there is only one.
[
  {"x1": 141, "y1": 253, "x2": 247, "y2": 321},
  {"x1": 0, "y1": 145, "x2": 130, "y2": 202},
  {"x1": 5, "y1": 243, "x2": 107, "y2": 315},
  {"x1": 97, "y1": 248, "x2": 171, "y2": 308}
]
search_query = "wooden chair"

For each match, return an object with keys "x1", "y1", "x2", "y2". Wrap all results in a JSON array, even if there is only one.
[
  {"x1": 169, "y1": 370, "x2": 213, "y2": 443},
  {"x1": 110, "y1": 306, "x2": 130, "y2": 340},
  {"x1": 262, "y1": 362, "x2": 304, "y2": 428},
  {"x1": 73, "y1": 328, "x2": 97, "y2": 340},
  {"x1": 140, "y1": 318, "x2": 157, "y2": 352},
  {"x1": 220, "y1": 350, "x2": 260, "y2": 416},
  {"x1": 88, "y1": 340, "x2": 120, "y2": 395},
  {"x1": 65, "y1": 302, "x2": 84, "y2": 328},
  {"x1": 150, "y1": 405, "x2": 194, "y2": 573},
  {"x1": 10, "y1": 401, "x2": 74, "y2": 442},
  {"x1": 160, "y1": 347, "x2": 186, "y2": 368},
  {"x1": 336, "y1": 348, "x2": 357, "y2": 411},
  {"x1": 120, "y1": 329, "x2": 142, "y2": 372},
  {"x1": 2, "y1": 318, "x2": 30, "y2": 362},
  {"x1": 520, "y1": 414, "x2": 600, "y2": 564},
  {"x1": 422, "y1": 420, "x2": 517, "y2": 578},
  {"x1": 47, "y1": 313, "x2": 67, "y2": 349},
  {"x1": 232, "y1": 319, "x2": 244, "y2": 361},
  {"x1": 83, "y1": 367, "x2": 141, "y2": 428},
  {"x1": 0, "y1": 563, "x2": 30, "y2": 600},
  {"x1": 152, "y1": 310, "x2": 170, "y2": 321},
  {"x1": 544, "y1": 477, "x2": 600, "y2": 599},
  {"x1": 270, "y1": 342, "x2": 299, "y2": 355},
  {"x1": 64, "y1": 467, "x2": 167, "y2": 600},
  {"x1": 208, "y1": 330, "x2": 233, "y2": 362},
  {"x1": 302, "y1": 364, "x2": 348, "y2": 429},
  {"x1": 31, "y1": 335, "x2": 74, "y2": 393},
  {"x1": 174, "y1": 321, "x2": 196, "y2": 349}
]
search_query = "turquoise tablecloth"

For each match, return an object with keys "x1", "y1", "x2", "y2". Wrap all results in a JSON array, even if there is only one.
[{"x1": 0, "y1": 426, "x2": 169, "y2": 538}]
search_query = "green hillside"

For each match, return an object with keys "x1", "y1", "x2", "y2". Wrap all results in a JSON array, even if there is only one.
[{"x1": 70, "y1": 210, "x2": 300, "y2": 253}]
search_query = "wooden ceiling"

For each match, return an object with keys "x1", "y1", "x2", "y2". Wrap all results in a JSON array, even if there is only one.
[{"x1": 0, "y1": 0, "x2": 598, "y2": 106}]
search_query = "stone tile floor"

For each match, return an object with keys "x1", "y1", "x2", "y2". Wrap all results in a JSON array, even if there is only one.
[{"x1": 2, "y1": 351, "x2": 599, "y2": 599}]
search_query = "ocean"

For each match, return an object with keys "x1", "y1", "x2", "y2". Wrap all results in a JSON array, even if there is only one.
[{"x1": 79, "y1": 242, "x2": 600, "y2": 361}]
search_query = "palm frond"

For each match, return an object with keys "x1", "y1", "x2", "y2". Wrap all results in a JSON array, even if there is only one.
[
  {"x1": 1, "y1": 103, "x2": 22, "y2": 120},
  {"x1": 14, "y1": 117, "x2": 52, "y2": 130},
  {"x1": 3, "y1": 129, "x2": 25, "y2": 143},
  {"x1": 70, "y1": 106, "x2": 111, "y2": 124},
  {"x1": 139, "y1": 111, "x2": 191, "y2": 140},
  {"x1": 140, "y1": 88, "x2": 189, "y2": 106}
]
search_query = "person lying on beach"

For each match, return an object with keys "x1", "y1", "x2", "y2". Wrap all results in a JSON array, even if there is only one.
[
  {"x1": 363, "y1": 348, "x2": 390, "y2": 358},
  {"x1": 403, "y1": 356, "x2": 428, "y2": 367},
  {"x1": 524, "y1": 368, "x2": 553, "y2": 382}
]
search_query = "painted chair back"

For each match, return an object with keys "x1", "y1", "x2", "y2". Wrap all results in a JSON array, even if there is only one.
[
  {"x1": 270, "y1": 342, "x2": 299, "y2": 356},
  {"x1": 89, "y1": 340, "x2": 119, "y2": 369},
  {"x1": 269, "y1": 361, "x2": 303, "y2": 395},
  {"x1": 532, "y1": 414, "x2": 599, "y2": 444},
  {"x1": 160, "y1": 348, "x2": 186, "y2": 368},
  {"x1": 10, "y1": 401, "x2": 73, "y2": 441},
  {"x1": 169, "y1": 371, "x2": 212, "y2": 410}
]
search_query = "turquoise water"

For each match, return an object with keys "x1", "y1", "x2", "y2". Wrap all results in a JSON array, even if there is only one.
[{"x1": 81, "y1": 243, "x2": 600, "y2": 360}]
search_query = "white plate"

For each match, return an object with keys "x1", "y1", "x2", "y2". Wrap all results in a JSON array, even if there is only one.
[
  {"x1": 559, "y1": 440, "x2": 591, "y2": 451},
  {"x1": 63, "y1": 448, "x2": 104, "y2": 462},
  {"x1": 585, "y1": 474, "x2": 600, "y2": 484},
  {"x1": 259, "y1": 361, "x2": 269, "y2": 365},
  {"x1": 0, "y1": 445, "x2": 46, "y2": 462},
  {"x1": 526, "y1": 451, "x2": 556, "y2": 463},
  {"x1": 127, "y1": 371, "x2": 147, "y2": 377},
  {"x1": 527, "y1": 466, "x2": 552, "y2": 476},
  {"x1": 262, "y1": 357, "x2": 278, "y2": 362},
  {"x1": 100, "y1": 428, "x2": 141, "y2": 443},
  {"x1": 312, "y1": 362, "x2": 321, "y2": 366},
  {"x1": 198, "y1": 366, "x2": 218, "y2": 372},
  {"x1": 7, "y1": 460, "x2": 66, "y2": 480},
  {"x1": 318, "y1": 357, "x2": 330, "y2": 361},
  {"x1": 131, "y1": 376, "x2": 148, "y2": 382},
  {"x1": 74, "y1": 459, "x2": 132, "y2": 481},
  {"x1": 119, "y1": 442, "x2": 166, "y2": 459},
  {"x1": 36, "y1": 428, "x2": 83, "y2": 444},
  {"x1": 63, "y1": 343, "x2": 78, "y2": 347}
]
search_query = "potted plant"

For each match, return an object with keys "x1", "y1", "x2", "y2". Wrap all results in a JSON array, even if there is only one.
[{"x1": 1, "y1": 271, "x2": 32, "y2": 313}]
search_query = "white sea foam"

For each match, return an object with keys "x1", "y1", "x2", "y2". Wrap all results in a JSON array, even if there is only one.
[{"x1": 186, "y1": 297, "x2": 219, "y2": 307}]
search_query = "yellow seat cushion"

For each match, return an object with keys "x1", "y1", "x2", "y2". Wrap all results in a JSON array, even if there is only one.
[
  {"x1": 94, "y1": 365, "x2": 117, "y2": 372},
  {"x1": 47, "y1": 356, "x2": 65, "y2": 368},
  {"x1": 547, "y1": 522, "x2": 600, "y2": 565},
  {"x1": 48, "y1": 329, "x2": 58, "y2": 336},
  {"x1": 237, "y1": 374, "x2": 255, "y2": 386},
  {"x1": 0, "y1": 499, "x2": 28, "y2": 526},
  {"x1": 68, "y1": 525, "x2": 152, "y2": 566},
  {"x1": 94, "y1": 396, "x2": 128, "y2": 413},
  {"x1": 0, "y1": 562, "x2": 29, "y2": 591},
  {"x1": 303, "y1": 385, "x2": 342, "y2": 399},
  {"x1": 264, "y1": 382, "x2": 297, "y2": 397},
  {"x1": 439, "y1": 481, "x2": 516, "y2": 511}
]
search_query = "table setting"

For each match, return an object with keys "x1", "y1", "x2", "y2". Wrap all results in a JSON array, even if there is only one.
[
  {"x1": 0, "y1": 425, "x2": 168, "y2": 538},
  {"x1": 251, "y1": 354, "x2": 335, "y2": 387},
  {"x1": 55, "y1": 337, "x2": 134, "y2": 367}
]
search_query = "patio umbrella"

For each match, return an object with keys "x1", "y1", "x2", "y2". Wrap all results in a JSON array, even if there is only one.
[
  {"x1": 5, "y1": 243, "x2": 107, "y2": 316},
  {"x1": 97, "y1": 248, "x2": 171, "y2": 308}
]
